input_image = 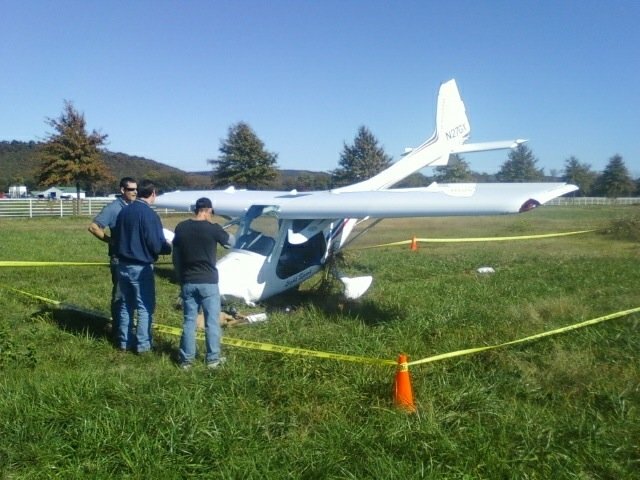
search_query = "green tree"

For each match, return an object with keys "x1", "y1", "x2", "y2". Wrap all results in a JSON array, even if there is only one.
[
  {"x1": 209, "y1": 122, "x2": 278, "y2": 189},
  {"x1": 561, "y1": 156, "x2": 597, "y2": 196},
  {"x1": 593, "y1": 154, "x2": 634, "y2": 197},
  {"x1": 332, "y1": 126, "x2": 392, "y2": 187},
  {"x1": 38, "y1": 101, "x2": 111, "y2": 212},
  {"x1": 433, "y1": 155, "x2": 473, "y2": 183},
  {"x1": 496, "y1": 144, "x2": 544, "y2": 182}
]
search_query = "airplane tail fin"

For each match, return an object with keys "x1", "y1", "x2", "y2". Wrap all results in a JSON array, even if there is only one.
[
  {"x1": 336, "y1": 79, "x2": 471, "y2": 192},
  {"x1": 433, "y1": 79, "x2": 471, "y2": 156},
  {"x1": 408, "y1": 79, "x2": 526, "y2": 165},
  {"x1": 395, "y1": 79, "x2": 470, "y2": 170},
  {"x1": 335, "y1": 79, "x2": 523, "y2": 193}
]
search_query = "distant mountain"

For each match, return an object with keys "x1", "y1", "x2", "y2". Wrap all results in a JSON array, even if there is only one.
[
  {"x1": 0, "y1": 140, "x2": 340, "y2": 194},
  {"x1": 103, "y1": 151, "x2": 186, "y2": 180},
  {"x1": 0, "y1": 140, "x2": 209, "y2": 193},
  {"x1": 0, "y1": 141, "x2": 41, "y2": 188}
]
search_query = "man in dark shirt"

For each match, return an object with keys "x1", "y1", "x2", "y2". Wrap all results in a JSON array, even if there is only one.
[
  {"x1": 114, "y1": 179, "x2": 171, "y2": 353},
  {"x1": 172, "y1": 197, "x2": 234, "y2": 369}
]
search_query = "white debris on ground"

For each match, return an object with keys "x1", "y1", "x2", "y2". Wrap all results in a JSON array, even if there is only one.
[{"x1": 476, "y1": 266, "x2": 495, "y2": 274}]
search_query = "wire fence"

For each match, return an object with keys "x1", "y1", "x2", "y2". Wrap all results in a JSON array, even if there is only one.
[{"x1": 0, "y1": 198, "x2": 181, "y2": 218}]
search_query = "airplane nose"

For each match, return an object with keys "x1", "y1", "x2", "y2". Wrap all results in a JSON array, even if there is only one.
[{"x1": 217, "y1": 251, "x2": 266, "y2": 305}]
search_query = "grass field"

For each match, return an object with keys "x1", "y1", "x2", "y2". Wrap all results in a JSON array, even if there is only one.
[{"x1": 0, "y1": 206, "x2": 639, "y2": 478}]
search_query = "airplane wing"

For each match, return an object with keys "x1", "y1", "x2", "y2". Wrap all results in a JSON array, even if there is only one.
[
  {"x1": 155, "y1": 188, "x2": 304, "y2": 218},
  {"x1": 155, "y1": 81, "x2": 577, "y2": 222},
  {"x1": 155, "y1": 183, "x2": 577, "y2": 219}
]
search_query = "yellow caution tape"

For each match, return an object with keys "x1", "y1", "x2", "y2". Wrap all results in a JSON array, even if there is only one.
[
  {"x1": 2, "y1": 286, "x2": 63, "y2": 305},
  {"x1": 2, "y1": 285, "x2": 393, "y2": 367},
  {"x1": 408, "y1": 306, "x2": 640, "y2": 366},
  {"x1": 0, "y1": 232, "x2": 596, "y2": 266},
  {"x1": 153, "y1": 322, "x2": 395, "y2": 366},
  {"x1": 3, "y1": 285, "x2": 637, "y2": 370},
  {"x1": 0, "y1": 260, "x2": 172, "y2": 267},
  {"x1": 0, "y1": 261, "x2": 108, "y2": 267},
  {"x1": 361, "y1": 230, "x2": 596, "y2": 249}
]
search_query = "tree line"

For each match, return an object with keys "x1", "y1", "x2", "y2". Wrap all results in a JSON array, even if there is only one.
[
  {"x1": 204, "y1": 121, "x2": 638, "y2": 197},
  {"x1": 5, "y1": 101, "x2": 639, "y2": 199}
]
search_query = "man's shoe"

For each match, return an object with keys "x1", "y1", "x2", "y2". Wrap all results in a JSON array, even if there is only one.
[
  {"x1": 180, "y1": 362, "x2": 192, "y2": 370},
  {"x1": 206, "y1": 357, "x2": 226, "y2": 369}
]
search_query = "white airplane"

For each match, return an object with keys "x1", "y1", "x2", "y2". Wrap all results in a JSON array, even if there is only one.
[{"x1": 156, "y1": 79, "x2": 577, "y2": 305}]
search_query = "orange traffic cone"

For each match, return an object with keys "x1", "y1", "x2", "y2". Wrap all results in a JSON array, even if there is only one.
[
  {"x1": 394, "y1": 353, "x2": 416, "y2": 413},
  {"x1": 410, "y1": 236, "x2": 418, "y2": 251}
]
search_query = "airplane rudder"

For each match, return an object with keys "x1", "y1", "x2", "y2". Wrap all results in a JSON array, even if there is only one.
[{"x1": 436, "y1": 79, "x2": 470, "y2": 145}]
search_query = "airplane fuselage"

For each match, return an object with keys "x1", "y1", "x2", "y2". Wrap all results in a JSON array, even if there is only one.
[{"x1": 216, "y1": 206, "x2": 336, "y2": 304}]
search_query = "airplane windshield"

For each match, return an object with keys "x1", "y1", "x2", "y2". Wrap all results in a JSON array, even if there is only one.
[
  {"x1": 233, "y1": 205, "x2": 279, "y2": 256},
  {"x1": 276, "y1": 219, "x2": 326, "y2": 279}
]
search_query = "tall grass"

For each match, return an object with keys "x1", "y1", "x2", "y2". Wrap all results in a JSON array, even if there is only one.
[{"x1": 0, "y1": 206, "x2": 639, "y2": 478}]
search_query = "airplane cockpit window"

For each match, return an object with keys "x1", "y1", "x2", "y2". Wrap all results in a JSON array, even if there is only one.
[
  {"x1": 276, "y1": 226, "x2": 326, "y2": 279},
  {"x1": 233, "y1": 205, "x2": 278, "y2": 256}
]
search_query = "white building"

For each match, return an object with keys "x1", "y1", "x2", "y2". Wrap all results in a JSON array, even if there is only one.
[
  {"x1": 8, "y1": 185, "x2": 28, "y2": 198},
  {"x1": 35, "y1": 186, "x2": 86, "y2": 199}
]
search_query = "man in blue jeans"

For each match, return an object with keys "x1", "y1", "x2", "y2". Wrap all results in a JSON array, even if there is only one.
[
  {"x1": 88, "y1": 177, "x2": 137, "y2": 341},
  {"x1": 172, "y1": 197, "x2": 234, "y2": 369},
  {"x1": 114, "y1": 179, "x2": 172, "y2": 353}
]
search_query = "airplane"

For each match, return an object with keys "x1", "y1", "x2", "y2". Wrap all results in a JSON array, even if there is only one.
[{"x1": 155, "y1": 79, "x2": 578, "y2": 305}]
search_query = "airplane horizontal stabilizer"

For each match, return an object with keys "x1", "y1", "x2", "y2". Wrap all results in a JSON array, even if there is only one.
[{"x1": 450, "y1": 139, "x2": 527, "y2": 155}]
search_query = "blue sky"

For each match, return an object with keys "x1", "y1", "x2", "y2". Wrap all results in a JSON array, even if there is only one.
[{"x1": 1, "y1": 0, "x2": 638, "y2": 176}]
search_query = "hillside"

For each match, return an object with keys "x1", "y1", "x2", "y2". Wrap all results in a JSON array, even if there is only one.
[
  {"x1": 0, "y1": 141, "x2": 42, "y2": 187},
  {"x1": 0, "y1": 140, "x2": 429, "y2": 194},
  {"x1": 0, "y1": 140, "x2": 207, "y2": 193},
  {"x1": 1, "y1": 141, "x2": 330, "y2": 194}
]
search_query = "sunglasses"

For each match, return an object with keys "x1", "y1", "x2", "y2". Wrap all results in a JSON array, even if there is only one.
[{"x1": 124, "y1": 187, "x2": 137, "y2": 192}]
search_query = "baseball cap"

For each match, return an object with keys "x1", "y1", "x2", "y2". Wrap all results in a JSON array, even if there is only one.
[{"x1": 194, "y1": 197, "x2": 213, "y2": 210}]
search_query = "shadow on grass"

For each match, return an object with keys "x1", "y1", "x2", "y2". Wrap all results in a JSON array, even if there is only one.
[
  {"x1": 39, "y1": 303, "x2": 176, "y2": 357},
  {"x1": 40, "y1": 303, "x2": 112, "y2": 339},
  {"x1": 261, "y1": 287, "x2": 402, "y2": 326}
]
